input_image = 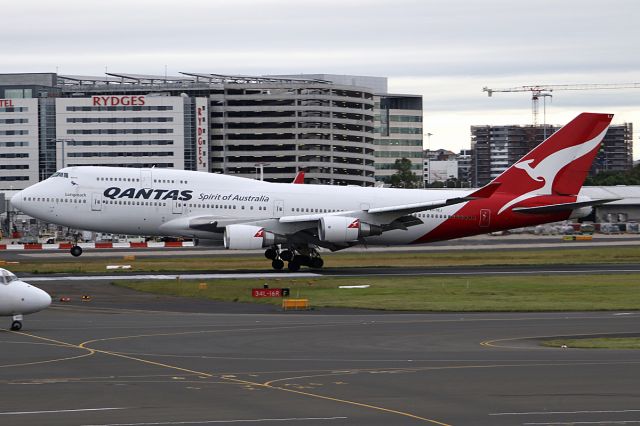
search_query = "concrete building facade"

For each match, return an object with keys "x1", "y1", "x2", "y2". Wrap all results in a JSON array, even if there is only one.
[
  {"x1": 207, "y1": 81, "x2": 376, "y2": 185},
  {"x1": 0, "y1": 98, "x2": 40, "y2": 189},
  {"x1": 278, "y1": 75, "x2": 424, "y2": 185},
  {"x1": 0, "y1": 72, "x2": 382, "y2": 188},
  {"x1": 54, "y1": 95, "x2": 189, "y2": 170}
]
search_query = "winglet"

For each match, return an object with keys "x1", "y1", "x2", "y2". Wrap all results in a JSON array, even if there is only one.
[
  {"x1": 467, "y1": 182, "x2": 501, "y2": 199},
  {"x1": 292, "y1": 171, "x2": 305, "y2": 184}
]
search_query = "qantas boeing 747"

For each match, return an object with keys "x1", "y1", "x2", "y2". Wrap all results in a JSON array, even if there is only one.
[{"x1": 11, "y1": 113, "x2": 617, "y2": 271}]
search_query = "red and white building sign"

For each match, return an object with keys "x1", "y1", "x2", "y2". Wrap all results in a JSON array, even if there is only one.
[{"x1": 195, "y1": 97, "x2": 208, "y2": 172}]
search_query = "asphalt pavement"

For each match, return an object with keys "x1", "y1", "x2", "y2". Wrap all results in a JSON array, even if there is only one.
[{"x1": 1, "y1": 276, "x2": 640, "y2": 426}]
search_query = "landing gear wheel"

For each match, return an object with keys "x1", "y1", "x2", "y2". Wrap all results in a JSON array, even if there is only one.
[
  {"x1": 10, "y1": 321, "x2": 22, "y2": 331},
  {"x1": 294, "y1": 255, "x2": 311, "y2": 266},
  {"x1": 264, "y1": 248, "x2": 278, "y2": 260},
  {"x1": 280, "y1": 250, "x2": 293, "y2": 262},
  {"x1": 70, "y1": 245, "x2": 83, "y2": 257},
  {"x1": 287, "y1": 261, "x2": 301, "y2": 272},
  {"x1": 310, "y1": 257, "x2": 324, "y2": 269},
  {"x1": 271, "y1": 259, "x2": 284, "y2": 270}
]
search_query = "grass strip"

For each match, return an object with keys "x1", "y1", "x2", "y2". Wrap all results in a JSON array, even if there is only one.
[
  {"x1": 543, "y1": 338, "x2": 640, "y2": 349},
  {"x1": 114, "y1": 273, "x2": 640, "y2": 312}
]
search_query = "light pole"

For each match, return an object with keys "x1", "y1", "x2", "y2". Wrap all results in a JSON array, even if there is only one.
[
  {"x1": 54, "y1": 138, "x2": 75, "y2": 169},
  {"x1": 254, "y1": 162, "x2": 270, "y2": 181}
]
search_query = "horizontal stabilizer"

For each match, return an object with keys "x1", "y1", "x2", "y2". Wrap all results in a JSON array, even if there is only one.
[
  {"x1": 512, "y1": 198, "x2": 620, "y2": 214},
  {"x1": 467, "y1": 182, "x2": 501, "y2": 199}
]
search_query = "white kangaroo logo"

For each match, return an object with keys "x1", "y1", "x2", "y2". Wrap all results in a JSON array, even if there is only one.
[{"x1": 498, "y1": 127, "x2": 608, "y2": 215}]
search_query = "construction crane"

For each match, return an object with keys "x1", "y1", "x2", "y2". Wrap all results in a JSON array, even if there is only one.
[{"x1": 482, "y1": 83, "x2": 640, "y2": 129}]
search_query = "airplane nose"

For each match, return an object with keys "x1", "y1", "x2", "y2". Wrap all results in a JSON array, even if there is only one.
[
  {"x1": 36, "y1": 288, "x2": 52, "y2": 310},
  {"x1": 10, "y1": 190, "x2": 24, "y2": 211}
]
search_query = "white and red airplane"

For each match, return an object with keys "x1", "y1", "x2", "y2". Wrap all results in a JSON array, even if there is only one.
[{"x1": 11, "y1": 113, "x2": 616, "y2": 271}]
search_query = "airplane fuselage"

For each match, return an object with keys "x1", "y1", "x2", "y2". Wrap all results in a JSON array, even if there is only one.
[{"x1": 13, "y1": 166, "x2": 573, "y2": 245}]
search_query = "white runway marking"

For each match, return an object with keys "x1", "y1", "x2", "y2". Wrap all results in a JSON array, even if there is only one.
[
  {"x1": 337, "y1": 268, "x2": 640, "y2": 277},
  {"x1": 82, "y1": 417, "x2": 348, "y2": 425},
  {"x1": 0, "y1": 407, "x2": 127, "y2": 415},
  {"x1": 24, "y1": 272, "x2": 320, "y2": 282}
]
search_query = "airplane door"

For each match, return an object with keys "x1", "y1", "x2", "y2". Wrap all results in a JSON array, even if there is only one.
[
  {"x1": 91, "y1": 193, "x2": 102, "y2": 211},
  {"x1": 172, "y1": 199, "x2": 183, "y2": 214},
  {"x1": 140, "y1": 170, "x2": 153, "y2": 189},
  {"x1": 479, "y1": 209, "x2": 491, "y2": 227},
  {"x1": 274, "y1": 200, "x2": 284, "y2": 218}
]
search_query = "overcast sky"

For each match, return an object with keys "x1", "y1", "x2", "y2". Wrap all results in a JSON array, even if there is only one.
[{"x1": 4, "y1": 0, "x2": 639, "y2": 157}]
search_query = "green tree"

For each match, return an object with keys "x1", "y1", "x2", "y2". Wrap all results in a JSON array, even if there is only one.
[
  {"x1": 388, "y1": 158, "x2": 421, "y2": 188},
  {"x1": 585, "y1": 164, "x2": 640, "y2": 186}
]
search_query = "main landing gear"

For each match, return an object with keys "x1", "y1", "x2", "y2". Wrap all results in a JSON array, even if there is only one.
[
  {"x1": 70, "y1": 233, "x2": 82, "y2": 257},
  {"x1": 264, "y1": 246, "x2": 324, "y2": 272}
]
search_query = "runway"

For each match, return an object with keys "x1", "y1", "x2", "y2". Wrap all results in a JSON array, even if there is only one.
[
  {"x1": 16, "y1": 263, "x2": 640, "y2": 285},
  {"x1": 2, "y1": 277, "x2": 640, "y2": 425}
]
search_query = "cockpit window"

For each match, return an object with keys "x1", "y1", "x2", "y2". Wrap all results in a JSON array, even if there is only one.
[
  {"x1": 0, "y1": 270, "x2": 18, "y2": 285},
  {"x1": 51, "y1": 172, "x2": 69, "y2": 178}
]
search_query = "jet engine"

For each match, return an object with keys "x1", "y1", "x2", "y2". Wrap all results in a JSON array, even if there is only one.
[
  {"x1": 318, "y1": 216, "x2": 383, "y2": 243},
  {"x1": 223, "y1": 225, "x2": 285, "y2": 250},
  {"x1": 570, "y1": 195, "x2": 596, "y2": 219},
  {"x1": 570, "y1": 206, "x2": 593, "y2": 219}
]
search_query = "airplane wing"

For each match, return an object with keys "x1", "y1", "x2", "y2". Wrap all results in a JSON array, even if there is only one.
[{"x1": 279, "y1": 182, "x2": 501, "y2": 223}]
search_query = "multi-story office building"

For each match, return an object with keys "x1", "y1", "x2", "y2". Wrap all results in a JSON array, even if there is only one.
[
  {"x1": 374, "y1": 94, "x2": 423, "y2": 185},
  {"x1": 0, "y1": 72, "x2": 379, "y2": 188},
  {"x1": 470, "y1": 123, "x2": 633, "y2": 187},
  {"x1": 206, "y1": 79, "x2": 375, "y2": 185},
  {"x1": 55, "y1": 95, "x2": 190, "y2": 171},
  {"x1": 277, "y1": 75, "x2": 424, "y2": 185},
  {"x1": 0, "y1": 98, "x2": 39, "y2": 189}
]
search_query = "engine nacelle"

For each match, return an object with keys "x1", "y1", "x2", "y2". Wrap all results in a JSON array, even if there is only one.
[
  {"x1": 223, "y1": 224, "x2": 284, "y2": 250},
  {"x1": 570, "y1": 195, "x2": 595, "y2": 219},
  {"x1": 570, "y1": 206, "x2": 593, "y2": 219},
  {"x1": 318, "y1": 216, "x2": 383, "y2": 243}
]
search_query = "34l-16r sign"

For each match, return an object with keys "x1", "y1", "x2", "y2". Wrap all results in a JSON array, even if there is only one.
[{"x1": 251, "y1": 288, "x2": 290, "y2": 298}]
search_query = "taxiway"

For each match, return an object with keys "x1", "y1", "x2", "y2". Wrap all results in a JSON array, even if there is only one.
[{"x1": 1, "y1": 277, "x2": 640, "y2": 426}]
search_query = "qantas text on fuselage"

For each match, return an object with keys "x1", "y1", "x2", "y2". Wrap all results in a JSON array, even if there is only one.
[{"x1": 11, "y1": 113, "x2": 618, "y2": 271}]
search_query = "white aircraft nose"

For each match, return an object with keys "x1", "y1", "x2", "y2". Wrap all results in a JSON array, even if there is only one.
[
  {"x1": 20, "y1": 285, "x2": 52, "y2": 314},
  {"x1": 36, "y1": 288, "x2": 52, "y2": 311},
  {"x1": 10, "y1": 190, "x2": 24, "y2": 211}
]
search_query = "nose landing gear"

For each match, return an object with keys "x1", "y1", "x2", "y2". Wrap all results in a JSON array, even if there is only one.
[{"x1": 10, "y1": 315, "x2": 23, "y2": 331}]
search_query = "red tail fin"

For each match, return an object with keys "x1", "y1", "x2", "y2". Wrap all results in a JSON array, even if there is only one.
[
  {"x1": 493, "y1": 113, "x2": 613, "y2": 196},
  {"x1": 292, "y1": 171, "x2": 305, "y2": 184}
]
